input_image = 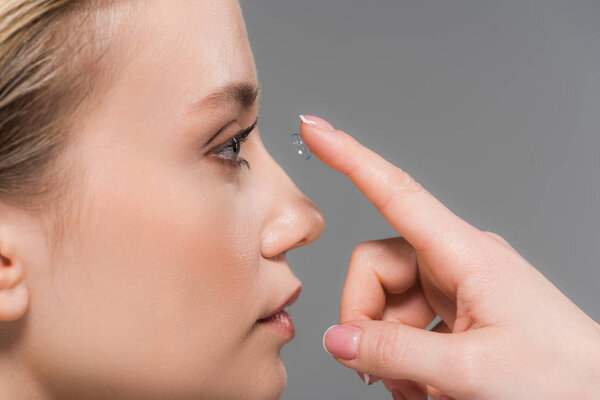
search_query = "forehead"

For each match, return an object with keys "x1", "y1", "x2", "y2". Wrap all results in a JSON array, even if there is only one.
[{"x1": 108, "y1": 0, "x2": 257, "y2": 112}]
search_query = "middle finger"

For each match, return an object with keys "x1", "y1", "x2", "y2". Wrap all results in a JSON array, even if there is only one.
[{"x1": 340, "y1": 236, "x2": 436, "y2": 327}]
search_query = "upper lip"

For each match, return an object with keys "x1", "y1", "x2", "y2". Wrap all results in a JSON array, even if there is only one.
[{"x1": 258, "y1": 285, "x2": 302, "y2": 321}]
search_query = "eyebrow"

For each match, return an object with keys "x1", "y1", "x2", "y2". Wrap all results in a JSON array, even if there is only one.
[{"x1": 188, "y1": 82, "x2": 261, "y2": 113}]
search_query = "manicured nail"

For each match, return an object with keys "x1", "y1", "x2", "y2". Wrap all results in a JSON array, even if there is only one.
[
  {"x1": 392, "y1": 390, "x2": 407, "y2": 400},
  {"x1": 356, "y1": 371, "x2": 372, "y2": 385},
  {"x1": 299, "y1": 114, "x2": 335, "y2": 130},
  {"x1": 356, "y1": 371, "x2": 381, "y2": 385},
  {"x1": 322, "y1": 325, "x2": 362, "y2": 360},
  {"x1": 356, "y1": 371, "x2": 368, "y2": 385}
]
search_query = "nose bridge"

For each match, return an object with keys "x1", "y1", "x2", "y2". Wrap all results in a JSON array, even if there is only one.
[{"x1": 259, "y1": 151, "x2": 325, "y2": 259}]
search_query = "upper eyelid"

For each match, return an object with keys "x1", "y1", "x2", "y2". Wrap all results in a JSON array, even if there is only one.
[
  {"x1": 237, "y1": 118, "x2": 258, "y2": 141},
  {"x1": 211, "y1": 118, "x2": 258, "y2": 152},
  {"x1": 219, "y1": 119, "x2": 257, "y2": 145}
]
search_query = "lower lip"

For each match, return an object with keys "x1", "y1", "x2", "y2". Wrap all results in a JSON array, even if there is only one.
[{"x1": 257, "y1": 310, "x2": 295, "y2": 340}]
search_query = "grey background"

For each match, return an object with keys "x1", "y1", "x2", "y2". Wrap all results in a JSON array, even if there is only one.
[{"x1": 240, "y1": 1, "x2": 600, "y2": 399}]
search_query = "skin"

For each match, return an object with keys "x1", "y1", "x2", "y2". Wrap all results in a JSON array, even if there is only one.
[
  {"x1": 0, "y1": 1, "x2": 324, "y2": 399},
  {"x1": 301, "y1": 117, "x2": 600, "y2": 400}
]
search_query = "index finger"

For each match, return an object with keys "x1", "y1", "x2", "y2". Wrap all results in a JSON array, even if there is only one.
[{"x1": 299, "y1": 115, "x2": 480, "y2": 252}]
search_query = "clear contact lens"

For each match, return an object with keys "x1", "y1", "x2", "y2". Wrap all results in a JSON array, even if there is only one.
[{"x1": 291, "y1": 133, "x2": 311, "y2": 160}]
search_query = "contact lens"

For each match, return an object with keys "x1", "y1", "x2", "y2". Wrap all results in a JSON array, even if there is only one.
[{"x1": 290, "y1": 133, "x2": 311, "y2": 160}]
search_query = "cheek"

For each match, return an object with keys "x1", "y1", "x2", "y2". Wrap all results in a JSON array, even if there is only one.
[
  {"x1": 93, "y1": 158, "x2": 261, "y2": 327},
  {"x1": 46, "y1": 151, "x2": 264, "y2": 386}
]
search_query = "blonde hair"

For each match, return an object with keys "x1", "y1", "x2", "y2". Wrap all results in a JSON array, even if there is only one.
[{"x1": 0, "y1": 0, "x2": 120, "y2": 252}]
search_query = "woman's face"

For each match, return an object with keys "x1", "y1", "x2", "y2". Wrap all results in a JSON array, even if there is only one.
[{"x1": 14, "y1": 1, "x2": 324, "y2": 399}]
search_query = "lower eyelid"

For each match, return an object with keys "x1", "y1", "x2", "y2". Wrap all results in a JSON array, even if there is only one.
[{"x1": 213, "y1": 155, "x2": 249, "y2": 169}]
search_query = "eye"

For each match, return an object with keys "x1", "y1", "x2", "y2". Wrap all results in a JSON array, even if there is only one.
[
  {"x1": 214, "y1": 137, "x2": 247, "y2": 168},
  {"x1": 212, "y1": 118, "x2": 257, "y2": 169},
  {"x1": 216, "y1": 136, "x2": 241, "y2": 159}
]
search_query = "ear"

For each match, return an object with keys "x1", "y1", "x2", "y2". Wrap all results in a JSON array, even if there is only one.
[{"x1": 0, "y1": 242, "x2": 30, "y2": 322}]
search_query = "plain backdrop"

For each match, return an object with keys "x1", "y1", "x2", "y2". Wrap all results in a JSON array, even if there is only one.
[{"x1": 240, "y1": 1, "x2": 600, "y2": 399}]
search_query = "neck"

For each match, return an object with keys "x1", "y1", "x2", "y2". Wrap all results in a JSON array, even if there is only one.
[{"x1": 0, "y1": 321, "x2": 49, "y2": 400}]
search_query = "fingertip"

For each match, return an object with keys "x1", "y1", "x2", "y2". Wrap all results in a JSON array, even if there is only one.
[
  {"x1": 299, "y1": 115, "x2": 342, "y2": 149},
  {"x1": 322, "y1": 324, "x2": 363, "y2": 360},
  {"x1": 322, "y1": 325, "x2": 337, "y2": 355},
  {"x1": 299, "y1": 118, "x2": 362, "y2": 178},
  {"x1": 299, "y1": 114, "x2": 335, "y2": 130}
]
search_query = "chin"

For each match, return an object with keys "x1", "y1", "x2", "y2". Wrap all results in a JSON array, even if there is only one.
[
  {"x1": 272, "y1": 360, "x2": 288, "y2": 400},
  {"x1": 250, "y1": 355, "x2": 288, "y2": 400}
]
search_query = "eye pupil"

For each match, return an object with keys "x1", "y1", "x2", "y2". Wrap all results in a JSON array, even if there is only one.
[{"x1": 232, "y1": 137, "x2": 241, "y2": 157}]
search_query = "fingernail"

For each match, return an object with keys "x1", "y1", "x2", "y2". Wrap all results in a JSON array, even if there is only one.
[
  {"x1": 356, "y1": 371, "x2": 379, "y2": 386},
  {"x1": 299, "y1": 114, "x2": 335, "y2": 130},
  {"x1": 356, "y1": 371, "x2": 367, "y2": 385},
  {"x1": 439, "y1": 396, "x2": 456, "y2": 400},
  {"x1": 322, "y1": 325, "x2": 362, "y2": 360},
  {"x1": 392, "y1": 390, "x2": 407, "y2": 400}
]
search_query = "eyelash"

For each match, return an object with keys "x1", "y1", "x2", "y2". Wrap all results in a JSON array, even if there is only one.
[{"x1": 212, "y1": 118, "x2": 258, "y2": 170}]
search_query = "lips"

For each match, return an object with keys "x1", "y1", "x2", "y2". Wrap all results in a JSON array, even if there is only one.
[{"x1": 257, "y1": 285, "x2": 302, "y2": 322}]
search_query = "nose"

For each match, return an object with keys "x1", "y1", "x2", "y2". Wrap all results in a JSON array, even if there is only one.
[{"x1": 260, "y1": 156, "x2": 325, "y2": 259}]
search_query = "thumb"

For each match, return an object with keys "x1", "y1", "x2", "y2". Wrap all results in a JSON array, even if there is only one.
[{"x1": 322, "y1": 320, "x2": 480, "y2": 396}]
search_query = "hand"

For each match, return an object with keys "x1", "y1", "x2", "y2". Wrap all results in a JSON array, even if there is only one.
[{"x1": 299, "y1": 115, "x2": 600, "y2": 400}]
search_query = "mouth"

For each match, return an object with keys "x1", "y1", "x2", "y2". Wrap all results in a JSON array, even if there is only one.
[{"x1": 256, "y1": 285, "x2": 302, "y2": 339}]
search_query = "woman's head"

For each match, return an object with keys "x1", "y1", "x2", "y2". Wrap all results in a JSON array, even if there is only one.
[{"x1": 0, "y1": 1, "x2": 324, "y2": 399}]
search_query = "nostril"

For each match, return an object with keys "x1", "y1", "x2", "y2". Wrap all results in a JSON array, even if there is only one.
[
  {"x1": 1, "y1": 254, "x2": 11, "y2": 267},
  {"x1": 288, "y1": 238, "x2": 308, "y2": 252},
  {"x1": 269, "y1": 252, "x2": 286, "y2": 261}
]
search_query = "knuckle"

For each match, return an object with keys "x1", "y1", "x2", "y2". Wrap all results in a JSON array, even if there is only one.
[
  {"x1": 483, "y1": 231, "x2": 505, "y2": 243},
  {"x1": 452, "y1": 341, "x2": 485, "y2": 395},
  {"x1": 350, "y1": 240, "x2": 384, "y2": 268},
  {"x1": 389, "y1": 166, "x2": 423, "y2": 194},
  {"x1": 367, "y1": 325, "x2": 405, "y2": 374},
  {"x1": 380, "y1": 166, "x2": 424, "y2": 212},
  {"x1": 483, "y1": 231, "x2": 515, "y2": 251}
]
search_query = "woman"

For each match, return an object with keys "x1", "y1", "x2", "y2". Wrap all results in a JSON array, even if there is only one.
[
  {"x1": 2, "y1": 1, "x2": 599, "y2": 400},
  {"x1": 0, "y1": 1, "x2": 324, "y2": 399}
]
